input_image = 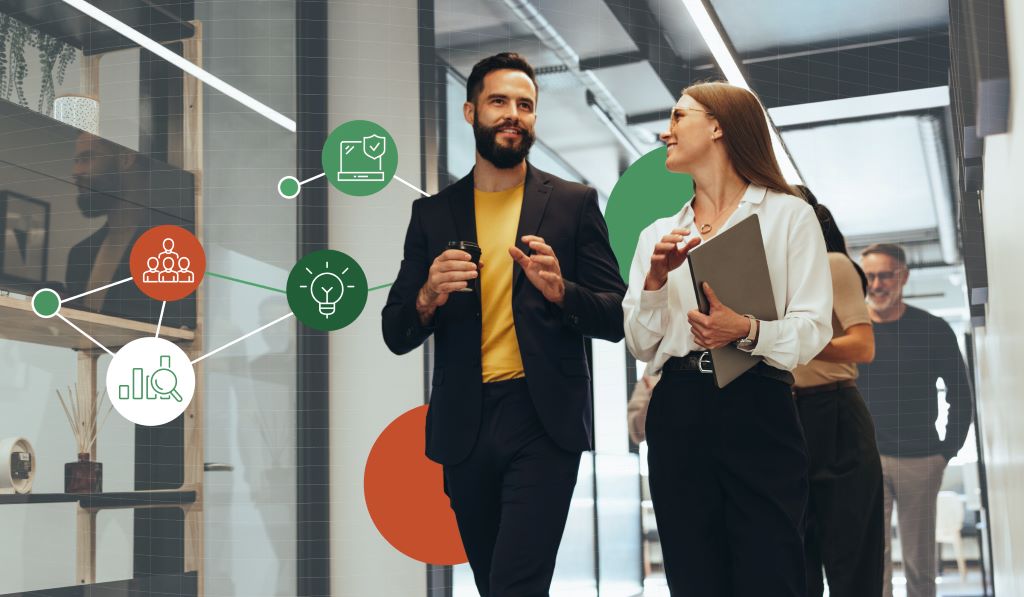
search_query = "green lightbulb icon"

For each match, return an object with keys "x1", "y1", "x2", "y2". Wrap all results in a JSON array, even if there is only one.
[
  {"x1": 287, "y1": 250, "x2": 369, "y2": 332},
  {"x1": 310, "y1": 271, "x2": 344, "y2": 317}
]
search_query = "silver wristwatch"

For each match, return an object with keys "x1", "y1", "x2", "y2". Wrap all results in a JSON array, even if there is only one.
[{"x1": 735, "y1": 314, "x2": 758, "y2": 352}]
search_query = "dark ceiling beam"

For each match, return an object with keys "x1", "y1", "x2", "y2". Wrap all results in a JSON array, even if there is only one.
[
  {"x1": 601, "y1": 0, "x2": 698, "y2": 95},
  {"x1": 578, "y1": 51, "x2": 646, "y2": 71},
  {"x1": 626, "y1": 109, "x2": 669, "y2": 126},
  {"x1": 698, "y1": 28, "x2": 951, "y2": 109},
  {"x1": 622, "y1": 27, "x2": 951, "y2": 120}
]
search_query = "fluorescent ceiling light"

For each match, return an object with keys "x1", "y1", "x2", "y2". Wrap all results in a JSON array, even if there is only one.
[
  {"x1": 680, "y1": 0, "x2": 749, "y2": 90},
  {"x1": 679, "y1": 0, "x2": 803, "y2": 185},
  {"x1": 63, "y1": 0, "x2": 296, "y2": 132},
  {"x1": 769, "y1": 86, "x2": 951, "y2": 128}
]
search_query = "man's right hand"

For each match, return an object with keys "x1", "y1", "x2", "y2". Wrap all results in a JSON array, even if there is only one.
[
  {"x1": 416, "y1": 249, "x2": 479, "y2": 325},
  {"x1": 645, "y1": 228, "x2": 701, "y2": 291}
]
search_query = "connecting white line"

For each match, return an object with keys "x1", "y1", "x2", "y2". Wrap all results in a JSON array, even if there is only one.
[
  {"x1": 191, "y1": 312, "x2": 294, "y2": 365},
  {"x1": 300, "y1": 172, "x2": 326, "y2": 186},
  {"x1": 155, "y1": 301, "x2": 167, "y2": 338},
  {"x1": 393, "y1": 175, "x2": 430, "y2": 198},
  {"x1": 57, "y1": 314, "x2": 114, "y2": 356},
  {"x1": 61, "y1": 277, "x2": 133, "y2": 304}
]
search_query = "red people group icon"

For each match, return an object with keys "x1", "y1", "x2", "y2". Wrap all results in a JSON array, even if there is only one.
[
  {"x1": 129, "y1": 225, "x2": 205, "y2": 302},
  {"x1": 141, "y1": 238, "x2": 195, "y2": 285}
]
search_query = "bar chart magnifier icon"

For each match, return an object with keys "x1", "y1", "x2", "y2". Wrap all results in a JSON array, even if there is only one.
[{"x1": 107, "y1": 338, "x2": 195, "y2": 426}]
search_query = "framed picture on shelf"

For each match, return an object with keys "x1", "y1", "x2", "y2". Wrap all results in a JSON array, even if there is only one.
[{"x1": 0, "y1": 190, "x2": 50, "y2": 285}]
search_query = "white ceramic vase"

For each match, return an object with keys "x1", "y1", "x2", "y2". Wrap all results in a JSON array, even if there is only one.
[{"x1": 52, "y1": 94, "x2": 99, "y2": 134}]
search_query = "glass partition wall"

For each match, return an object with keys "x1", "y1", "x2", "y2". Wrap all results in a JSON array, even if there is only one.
[{"x1": 0, "y1": 2, "x2": 300, "y2": 594}]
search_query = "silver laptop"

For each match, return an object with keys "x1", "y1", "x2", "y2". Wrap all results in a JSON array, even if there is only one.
[{"x1": 687, "y1": 214, "x2": 780, "y2": 388}]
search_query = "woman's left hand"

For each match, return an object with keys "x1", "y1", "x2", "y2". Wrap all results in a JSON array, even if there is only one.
[{"x1": 687, "y1": 282, "x2": 751, "y2": 349}]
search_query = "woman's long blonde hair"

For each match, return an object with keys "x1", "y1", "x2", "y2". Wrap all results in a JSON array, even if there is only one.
[{"x1": 683, "y1": 82, "x2": 796, "y2": 197}]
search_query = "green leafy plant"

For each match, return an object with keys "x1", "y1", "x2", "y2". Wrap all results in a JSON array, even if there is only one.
[{"x1": 0, "y1": 14, "x2": 77, "y2": 114}]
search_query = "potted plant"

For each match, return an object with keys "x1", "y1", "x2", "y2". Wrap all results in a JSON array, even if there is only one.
[{"x1": 0, "y1": 13, "x2": 77, "y2": 115}]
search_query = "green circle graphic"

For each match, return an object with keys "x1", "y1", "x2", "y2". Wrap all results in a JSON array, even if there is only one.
[
  {"x1": 287, "y1": 249, "x2": 369, "y2": 331},
  {"x1": 321, "y1": 120, "x2": 398, "y2": 196},
  {"x1": 279, "y1": 176, "x2": 300, "y2": 198},
  {"x1": 32, "y1": 288, "x2": 61, "y2": 318},
  {"x1": 605, "y1": 147, "x2": 694, "y2": 281}
]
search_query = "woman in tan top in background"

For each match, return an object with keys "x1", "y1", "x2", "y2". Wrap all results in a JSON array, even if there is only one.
[{"x1": 794, "y1": 186, "x2": 884, "y2": 597}]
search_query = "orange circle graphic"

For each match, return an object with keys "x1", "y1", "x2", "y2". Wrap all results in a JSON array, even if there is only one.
[
  {"x1": 129, "y1": 225, "x2": 205, "y2": 302},
  {"x1": 364, "y1": 405, "x2": 467, "y2": 565}
]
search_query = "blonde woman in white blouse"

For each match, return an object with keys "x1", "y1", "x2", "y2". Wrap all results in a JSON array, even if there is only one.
[{"x1": 623, "y1": 82, "x2": 832, "y2": 597}]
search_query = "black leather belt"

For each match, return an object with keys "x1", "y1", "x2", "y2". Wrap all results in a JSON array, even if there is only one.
[
  {"x1": 663, "y1": 352, "x2": 795, "y2": 386},
  {"x1": 663, "y1": 352, "x2": 715, "y2": 373},
  {"x1": 792, "y1": 379, "x2": 857, "y2": 398}
]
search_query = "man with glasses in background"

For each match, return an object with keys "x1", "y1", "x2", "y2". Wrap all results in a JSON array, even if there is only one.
[{"x1": 857, "y1": 243, "x2": 974, "y2": 597}]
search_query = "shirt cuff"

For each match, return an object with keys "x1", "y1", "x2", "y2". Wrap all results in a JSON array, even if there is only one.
[
  {"x1": 751, "y1": 318, "x2": 778, "y2": 358},
  {"x1": 639, "y1": 284, "x2": 669, "y2": 311}
]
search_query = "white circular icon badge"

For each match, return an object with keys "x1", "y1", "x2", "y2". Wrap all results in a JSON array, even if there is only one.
[{"x1": 106, "y1": 337, "x2": 195, "y2": 426}]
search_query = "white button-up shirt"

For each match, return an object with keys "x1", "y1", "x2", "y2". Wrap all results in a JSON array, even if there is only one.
[{"x1": 623, "y1": 184, "x2": 833, "y2": 376}]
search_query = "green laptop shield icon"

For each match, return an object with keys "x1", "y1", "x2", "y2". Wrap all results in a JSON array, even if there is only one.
[{"x1": 321, "y1": 120, "x2": 398, "y2": 196}]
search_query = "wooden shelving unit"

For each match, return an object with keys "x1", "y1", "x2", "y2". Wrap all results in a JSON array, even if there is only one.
[
  {"x1": 0, "y1": 3, "x2": 206, "y2": 593},
  {"x1": 0, "y1": 489, "x2": 197, "y2": 509},
  {"x1": 0, "y1": 572, "x2": 198, "y2": 597},
  {"x1": 0, "y1": 294, "x2": 194, "y2": 351}
]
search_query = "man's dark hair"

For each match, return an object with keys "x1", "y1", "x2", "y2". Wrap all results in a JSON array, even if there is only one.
[
  {"x1": 861, "y1": 243, "x2": 908, "y2": 268},
  {"x1": 466, "y1": 52, "x2": 538, "y2": 105}
]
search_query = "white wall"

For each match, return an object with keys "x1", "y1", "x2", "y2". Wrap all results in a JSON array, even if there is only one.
[
  {"x1": 974, "y1": 0, "x2": 1024, "y2": 593},
  {"x1": 327, "y1": 0, "x2": 427, "y2": 595}
]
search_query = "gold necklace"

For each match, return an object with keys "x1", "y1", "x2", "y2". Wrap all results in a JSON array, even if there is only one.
[{"x1": 696, "y1": 184, "x2": 747, "y2": 235}]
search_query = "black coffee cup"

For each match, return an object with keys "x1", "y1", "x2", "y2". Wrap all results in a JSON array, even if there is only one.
[{"x1": 447, "y1": 240, "x2": 481, "y2": 293}]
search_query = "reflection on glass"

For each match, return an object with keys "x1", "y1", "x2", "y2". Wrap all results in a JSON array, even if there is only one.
[{"x1": 0, "y1": 102, "x2": 195, "y2": 327}]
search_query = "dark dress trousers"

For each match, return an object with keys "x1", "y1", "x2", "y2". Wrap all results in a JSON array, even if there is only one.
[
  {"x1": 382, "y1": 164, "x2": 626, "y2": 465},
  {"x1": 382, "y1": 164, "x2": 625, "y2": 596}
]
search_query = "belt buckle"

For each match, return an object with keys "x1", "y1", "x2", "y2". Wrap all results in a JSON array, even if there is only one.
[{"x1": 698, "y1": 351, "x2": 713, "y2": 374}]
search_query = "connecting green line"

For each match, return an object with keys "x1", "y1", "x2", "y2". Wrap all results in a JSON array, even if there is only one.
[
  {"x1": 206, "y1": 271, "x2": 392, "y2": 294},
  {"x1": 206, "y1": 272, "x2": 286, "y2": 294}
]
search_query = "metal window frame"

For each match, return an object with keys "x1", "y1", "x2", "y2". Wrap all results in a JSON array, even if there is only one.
[{"x1": 296, "y1": 1, "x2": 331, "y2": 596}]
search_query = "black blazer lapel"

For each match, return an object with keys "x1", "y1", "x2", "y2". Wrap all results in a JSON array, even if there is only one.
[{"x1": 513, "y1": 164, "x2": 553, "y2": 292}]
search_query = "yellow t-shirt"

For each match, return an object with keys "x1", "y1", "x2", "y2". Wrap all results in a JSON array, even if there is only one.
[{"x1": 474, "y1": 184, "x2": 526, "y2": 382}]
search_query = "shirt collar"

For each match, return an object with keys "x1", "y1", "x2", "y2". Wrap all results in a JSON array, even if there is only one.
[
  {"x1": 675, "y1": 183, "x2": 768, "y2": 226},
  {"x1": 742, "y1": 184, "x2": 769, "y2": 205}
]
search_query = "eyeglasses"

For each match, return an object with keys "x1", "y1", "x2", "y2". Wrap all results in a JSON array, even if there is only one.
[
  {"x1": 670, "y1": 107, "x2": 713, "y2": 124},
  {"x1": 865, "y1": 271, "x2": 902, "y2": 283}
]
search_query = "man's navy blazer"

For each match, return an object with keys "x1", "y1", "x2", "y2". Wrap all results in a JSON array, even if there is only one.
[{"x1": 382, "y1": 164, "x2": 627, "y2": 465}]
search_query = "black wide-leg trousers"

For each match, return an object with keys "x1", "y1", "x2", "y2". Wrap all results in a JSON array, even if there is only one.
[
  {"x1": 646, "y1": 370, "x2": 809, "y2": 597},
  {"x1": 796, "y1": 383, "x2": 884, "y2": 597},
  {"x1": 443, "y1": 378, "x2": 581, "y2": 597}
]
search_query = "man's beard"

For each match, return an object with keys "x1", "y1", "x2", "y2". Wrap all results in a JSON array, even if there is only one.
[
  {"x1": 866, "y1": 292, "x2": 896, "y2": 313},
  {"x1": 473, "y1": 115, "x2": 535, "y2": 169},
  {"x1": 76, "y1": 172, "x2": 122, "y2": 218}
]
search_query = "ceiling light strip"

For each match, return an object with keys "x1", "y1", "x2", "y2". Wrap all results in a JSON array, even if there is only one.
[
  {"x1": 768, "y1": 86, "x2": 951, "y2": 128},
  {"x1": 62, "y1": 0, "x2": 296, "y2": 133},
  {"x1": 679, "y1": 0, "x2": 803, "y2": 185}
]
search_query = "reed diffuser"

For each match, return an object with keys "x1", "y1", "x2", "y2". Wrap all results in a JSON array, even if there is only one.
[{"x1": 56, "y1": 385, "x2": 113, "y2": 494}]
